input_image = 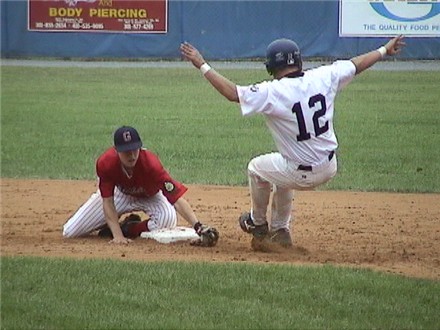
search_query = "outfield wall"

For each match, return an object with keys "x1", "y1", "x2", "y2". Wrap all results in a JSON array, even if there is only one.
[{"x1": 2, "y1": 0, "x2": 440, "y2": 60}]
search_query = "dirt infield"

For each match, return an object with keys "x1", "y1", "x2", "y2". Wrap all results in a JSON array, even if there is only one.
[{"x1": 1, "y1": 179, "x2": 439, "y2": 280}]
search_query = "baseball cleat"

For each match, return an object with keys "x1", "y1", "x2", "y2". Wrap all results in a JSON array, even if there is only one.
[
  {"x1": 238, "y1": 212, "x2": 268, "y2": 237},
  {"x1": 251, "y1": 228, "x2": 293, "y2": 252},
  {"x1": 238, "y1": 212, "x2": 255, "y2": 233},
  {"x1": 97, "y1": 225, "x2": 112, "y2": 238},
  {"x1": 97, "y1": 213, "x2": 142, "y2": 239},
  {"x1": 269, "y1": 228, "x2": 293, "y2": 247},
  {"x1": 120, "y1": 214, "x2": 142, "y2": 238}
]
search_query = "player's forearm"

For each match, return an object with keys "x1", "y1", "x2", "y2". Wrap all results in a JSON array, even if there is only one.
[
  {"x1": 102, "y1": 198, "x2": 124, "y2": 238},
  {"x1": 174, "y1": 197, "x2": 199, "y2": 227},
  {"x1": 180, "y1": 42, "x2": 239, "y2": 102},
  {"x1": 204, "y1": 68, "x2": 239, "y2": 102},
  {"x1": 350, "y1": 48, "x2": 383, "y2": 75},
  {"x1": 351, "y1": 35, "x2": 405, "y2": 75}
]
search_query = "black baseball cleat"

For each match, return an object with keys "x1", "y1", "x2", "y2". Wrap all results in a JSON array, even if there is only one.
[
  {"x1": 238, "y1": 212, "x2": 269, "y2": 239},
  {"x1": 238, "y1": 213, "x2": 293, "y2": 252},
  {"x1": 97, "y1": 214, "x2": 142, "y2": 239},
  {"x1": 238, "y1": 212, "x2": 255, "y2": 233},
  {"x1": 120, "y1": 214, "x2": 142, "y2": 238},
  {"x1": 97, "y1": 225, "x2": 112, "y2": 238}
]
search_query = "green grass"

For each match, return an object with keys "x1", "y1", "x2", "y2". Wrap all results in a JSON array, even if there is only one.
[
  {"x1": 1, "y1": 66, "x2": 439, "y2": 191},
  {"x1": 0, "y1": 66, "x2": 272, "y2": 184},
  {"x1": 2, "y1": 256, "x2": 439, "y2": 330},
  {"x1": 334, "y1": 71, "x2": 440, "y2": 192}
]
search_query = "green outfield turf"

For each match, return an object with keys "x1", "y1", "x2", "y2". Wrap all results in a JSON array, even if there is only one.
[{"x1": 1, "y1": 66, "x2": 439, "y2": 191}]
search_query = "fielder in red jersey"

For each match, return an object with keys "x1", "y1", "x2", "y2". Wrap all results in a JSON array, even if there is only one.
[
  {"x1": 63, "y1": 126, "x2": 217, "y2": 245},
  {"x1": 97, "y1": 146, "x2": 187, "y2": 202}
]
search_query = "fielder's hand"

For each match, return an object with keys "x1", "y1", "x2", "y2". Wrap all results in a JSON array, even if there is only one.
[
  {"x1": 191, "y1": 222, "x2": 219, "y2": 247},
  {"x1": 109, "y1": 237, "x2": 132, "y2": 245}
]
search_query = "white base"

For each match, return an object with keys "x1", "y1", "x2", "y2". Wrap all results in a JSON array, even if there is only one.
[{"x1": 140, "y1": 227, "x2": 199, "y2": 244}]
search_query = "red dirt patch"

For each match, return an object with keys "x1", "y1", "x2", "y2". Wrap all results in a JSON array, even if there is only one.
[{"x1": 1, "y1": 179, "x2": 439, "y2": 280}]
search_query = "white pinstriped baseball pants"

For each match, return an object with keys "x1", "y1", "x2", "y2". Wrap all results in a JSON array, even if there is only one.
[
  {"x1": 63, "y1": 188, "x2": 177, "y2": 238},
  {"x1": 247, "y1": 152, "x2": 337, "y2": 232}
]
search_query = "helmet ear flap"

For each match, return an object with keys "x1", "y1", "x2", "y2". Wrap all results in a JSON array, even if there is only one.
[{"x1": 265, "y1": 64, "x2": 274, "y2": 75}]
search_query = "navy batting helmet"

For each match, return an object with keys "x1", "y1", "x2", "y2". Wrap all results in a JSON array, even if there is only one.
[{"x1": 264, "y1": 38, "x2": 302, "y2": 75}]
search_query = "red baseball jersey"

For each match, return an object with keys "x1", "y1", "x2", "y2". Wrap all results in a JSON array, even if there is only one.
[{"x1": 96, "y1": 147, "x2": 187, "y2": 204}]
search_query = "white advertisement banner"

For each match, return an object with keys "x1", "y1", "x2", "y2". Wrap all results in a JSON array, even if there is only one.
[{"x1": 339, "y1": 0, "x2": 440, "y2": 37}]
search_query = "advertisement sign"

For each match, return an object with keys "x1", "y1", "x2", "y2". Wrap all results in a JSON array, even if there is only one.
[
  {"x1": 339, "y1": 0, "x2": 440, "y2": 37},
  {"x1": 28, "y1": 0, "x2": 168, "y2": 33}
]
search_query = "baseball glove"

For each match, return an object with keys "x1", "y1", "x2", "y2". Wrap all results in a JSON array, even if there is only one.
[{"x1": 191, "y1": 222, "x2": 219, "y2": 247}]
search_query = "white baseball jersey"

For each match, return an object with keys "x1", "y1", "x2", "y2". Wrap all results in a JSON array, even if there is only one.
[{"x1": 237, "y1": 60, "x2": 356, "y2": 166}]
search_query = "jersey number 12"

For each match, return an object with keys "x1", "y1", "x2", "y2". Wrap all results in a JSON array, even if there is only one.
[{"x1": 291, "y1": 93, "x2": 329, "y2": 142}]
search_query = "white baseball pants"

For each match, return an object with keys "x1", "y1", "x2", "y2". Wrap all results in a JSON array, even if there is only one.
[
  {"x1": 247, "y1": 152, "x2": 337, "y2": 232},
  {"x1": 63, "y1": 188, "x2": 177, "y2": 238}
]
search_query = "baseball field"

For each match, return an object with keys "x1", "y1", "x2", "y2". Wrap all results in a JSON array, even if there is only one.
[{"x1": 1, "y1": 63, "x2": 439, "y2": 328}]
